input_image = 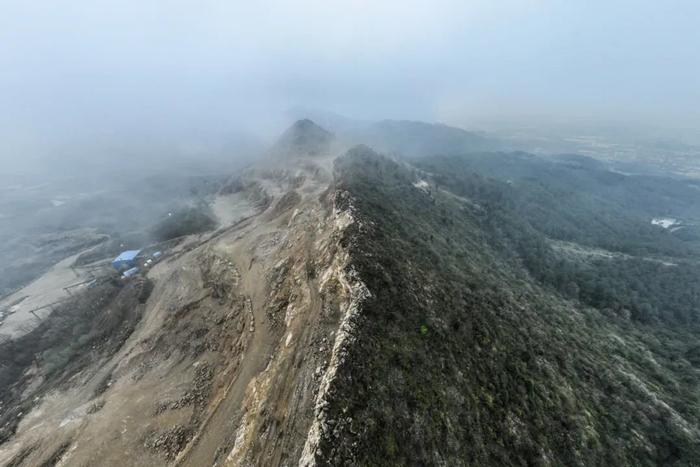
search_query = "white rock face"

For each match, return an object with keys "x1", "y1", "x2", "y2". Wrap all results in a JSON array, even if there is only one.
[
  {"x1": 413, "y1": 179, "x2": 430, "y2": 193},
  {"x1": 651, "y1": 218, "x2": 679, "y2": 229}
]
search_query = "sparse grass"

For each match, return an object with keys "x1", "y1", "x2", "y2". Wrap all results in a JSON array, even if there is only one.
[{"x1": 38, "y1": 441, "x2": 71, "y2": 467}]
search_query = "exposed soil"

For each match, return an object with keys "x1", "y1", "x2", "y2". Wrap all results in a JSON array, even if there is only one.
[
  {"x1": 0, "y1": 150, "x2": 358, "y2": 466},
  {"x1": 0, "y1": 244, "x2": 110, "y2": 340}
]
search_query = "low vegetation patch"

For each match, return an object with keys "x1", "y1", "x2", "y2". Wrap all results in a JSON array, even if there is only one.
[
  {"x1": 151, "y1": 204, "x2": 217, "y2": 242},
  {"x1": 0, "y1": 278, "x2": 152, "y2": 443}
]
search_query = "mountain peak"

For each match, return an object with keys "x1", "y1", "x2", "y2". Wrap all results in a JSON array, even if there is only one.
[{"x1": 272, "y1": 119, "x2": 334, "y2": 157}]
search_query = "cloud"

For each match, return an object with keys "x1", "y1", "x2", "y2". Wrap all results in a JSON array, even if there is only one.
[{"x1": 0, "y1": 0, "x2": 698, "y2": 166}]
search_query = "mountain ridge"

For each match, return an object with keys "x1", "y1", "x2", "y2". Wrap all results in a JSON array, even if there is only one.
[{"x1": 1, "y1": 121, "x2": 699, "y2": 466}]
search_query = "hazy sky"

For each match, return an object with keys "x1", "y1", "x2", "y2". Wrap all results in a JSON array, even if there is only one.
[{"x1": 1, "y1": 0, "x2": 699, "y2": 165}]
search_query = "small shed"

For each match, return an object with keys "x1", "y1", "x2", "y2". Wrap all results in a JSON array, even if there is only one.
[
  {"x1": 112, "y1": 250, "x2": 141, "y2": 271},
  {"x1": 122, "y1": 267, "x2": 140, "y2": 279}
]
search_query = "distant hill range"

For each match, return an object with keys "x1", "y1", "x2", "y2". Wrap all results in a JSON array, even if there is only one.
[{"x1": 286, "y1": 108, "x2": 506, "y2": 158}]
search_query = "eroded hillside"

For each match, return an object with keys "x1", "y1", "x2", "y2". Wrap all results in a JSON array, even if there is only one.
[{"x1": 0, "y1": 123, "x2": 365, "y2": 466}]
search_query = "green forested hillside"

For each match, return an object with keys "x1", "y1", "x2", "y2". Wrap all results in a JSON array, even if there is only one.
[
  {"x1": 417, "y1": 152, "x2": 700, "y2": 255},
  {"x1": 316, "y1": 147, "x2": 700, "y2": 466},
  {"x1": 417, "y1": 153, "x2": 700, "y2": 326}
]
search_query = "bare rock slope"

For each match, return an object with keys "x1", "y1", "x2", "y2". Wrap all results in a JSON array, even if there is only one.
[{"x1": 0, "y1": 122, "x2": 366, "y2": 466}]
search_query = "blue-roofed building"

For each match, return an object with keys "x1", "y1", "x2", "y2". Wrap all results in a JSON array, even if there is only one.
[{"x1": 112, "y1": 250, "x2": 141, "y2": 271}]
